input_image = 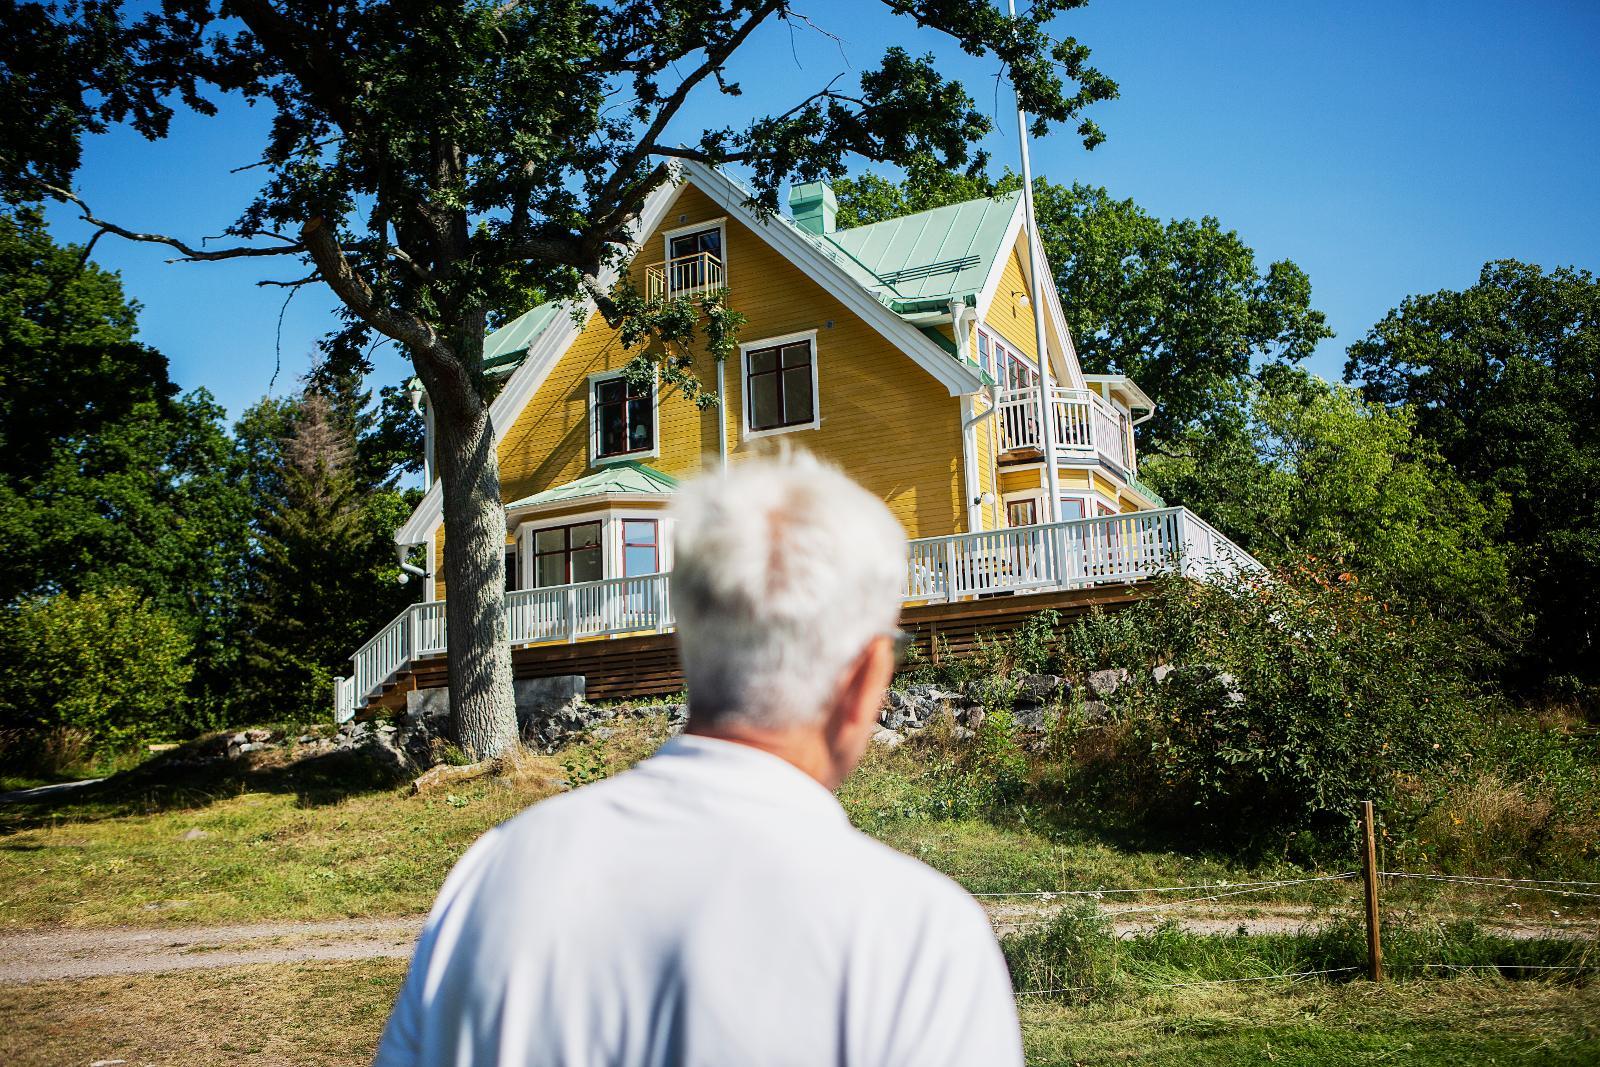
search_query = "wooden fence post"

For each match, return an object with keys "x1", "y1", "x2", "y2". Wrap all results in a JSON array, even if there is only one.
[{"x1": 1361, "y1": 799, "x2": 1383, "y2": 982}]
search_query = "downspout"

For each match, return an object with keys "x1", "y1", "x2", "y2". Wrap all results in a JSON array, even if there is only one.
[
  {"x1": 952, "y1": 297, "x2": 992, "y2": 532},
  {"x1": 716, "y1": 358, "x2": 729, "y2": 471}
]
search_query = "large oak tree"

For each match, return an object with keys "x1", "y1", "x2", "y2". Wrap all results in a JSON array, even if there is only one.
[{"x1": 1, "y1": 0, "x2": 1115, "y2": 757}]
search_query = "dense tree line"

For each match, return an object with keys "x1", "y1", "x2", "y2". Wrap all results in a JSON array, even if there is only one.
[{"x1": 0, "y1": 212, "x2": 418, "y2": 767}]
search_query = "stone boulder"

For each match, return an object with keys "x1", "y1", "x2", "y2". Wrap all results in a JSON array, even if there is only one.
[{"x1": 1086, "y1": 668, "x2": 1130, "y2": 699}]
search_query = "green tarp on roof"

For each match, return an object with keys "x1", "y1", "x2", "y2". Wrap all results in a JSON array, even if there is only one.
[{"x1": 504, "y1": 461, "x2": 678, "y2": 511}]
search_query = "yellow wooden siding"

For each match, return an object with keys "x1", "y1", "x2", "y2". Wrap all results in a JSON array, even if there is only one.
[
  {"x1": 999, "y1": 467, "x2": 1040, "y2": 494},
  {"x1": 971, "y1": 412, "x2": 997, "y2": 529},
  {"x1": 497, "y1": 183, "x2": 966, "y2": 540},
  {"x1": 981, "y1": 248, "x2": 1040, "y2": 366}
]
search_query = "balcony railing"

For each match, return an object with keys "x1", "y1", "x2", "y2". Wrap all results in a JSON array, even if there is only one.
[
  {"x1": 644, "y1": 251, "x2": 725, "y2": 301},
  {"x1": 995, "y1": 385, "x2": 1130, "y2": 473},
  {"x1": 334, "y1": 508, "x2": 1261, "y2": 722}
]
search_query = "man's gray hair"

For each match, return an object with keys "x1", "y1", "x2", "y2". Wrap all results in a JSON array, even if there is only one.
[{"x1": 670, "y1": 452, "x2": 907, "y2": 729}]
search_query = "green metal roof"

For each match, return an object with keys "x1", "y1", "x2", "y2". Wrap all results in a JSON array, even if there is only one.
[
  {"x1": 503, "y1": 461, "x2": 678, "y2": 511},
  {"x1": 825, "y1": 191, "x2": 1021, "y2": 310},
  {"x1": 482, "y1": 302, "x2": 563, "y2": 375}
]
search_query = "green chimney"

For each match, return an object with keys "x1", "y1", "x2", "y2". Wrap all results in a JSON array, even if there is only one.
[{"x1": 789, "y1": 181, "x2": 838, "y2": 236}]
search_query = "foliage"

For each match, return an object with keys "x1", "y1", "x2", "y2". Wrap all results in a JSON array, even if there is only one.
[
  {"x1": 1001, "y1": 901, "x2": 1120, "y2": 1002},
  {"x1": 0, "y1": 208, "x2": 253, "y2": 714},
  {"x1": 834, "y1": 172, "x2": 1331, "y2": 444},
  {"x1": 1143, "y1": 368, "x2": 1516, "y2": 641},
  {"x1": 0, "y1": 588, "x2": 193, "y2": 756},
  {"x1": 1346, "y1": 260, "x2": 1600, "y2": 700},
  {"x1": 1055, "y1": 574, "x2": 1478, "y2": 852},
  {"x1": 238, "y1": 386, "x2": 414, "y2": 722}
]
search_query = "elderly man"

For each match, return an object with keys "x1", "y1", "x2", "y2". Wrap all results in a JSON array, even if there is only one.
[{"x1": 374, "y1": 453, "x2": 1022, "y2": 1066}]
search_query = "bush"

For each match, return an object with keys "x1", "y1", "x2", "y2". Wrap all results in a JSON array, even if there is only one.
[
  {"x1": 1055, "y1": 569, "x2": 1477, "y2": 853},
  {"x1": 1001, "y1": 901, "x2": 1121, "y2": 1002},
  {"x1": 0, "y1": 587, "x2": 193, "y2": 759}
]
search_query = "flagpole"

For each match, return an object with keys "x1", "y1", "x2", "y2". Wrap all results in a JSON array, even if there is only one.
[{"x1": 1008, "y1": 0, "x2": 1063, "y2": 525}]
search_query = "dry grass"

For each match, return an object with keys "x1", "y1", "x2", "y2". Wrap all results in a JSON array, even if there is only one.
[
  {"x1": 0, "y1": 959, "x2": 405, "y2": 1066},
  {"x1": 0, "y1": 958, "x2": 1594, "y2": 1067}
]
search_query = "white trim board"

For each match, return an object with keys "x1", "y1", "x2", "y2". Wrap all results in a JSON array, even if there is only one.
[{"x1": 738, "y1": 329, "x2": 821, "y2": 440}]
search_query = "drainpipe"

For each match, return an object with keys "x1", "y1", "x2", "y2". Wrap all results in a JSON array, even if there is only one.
[{"x1": 716, "y1": 358, "x2": 729, "y2": 471}]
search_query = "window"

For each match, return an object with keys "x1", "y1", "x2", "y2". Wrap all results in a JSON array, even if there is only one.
[
  {"x1": 621, "y1": 519, "x2": 659, "y2": 578},
  {"x1": 592, "y1": 373, "x2": 654, "y2": 460},
  {"x1": 532, "y1": 521, "x2": 603, "y2": 588},
  {"x1": 1006, "y1": 499, "x2": 1037, "y2": 528},
  {"x1": 667, "y1": 226, "x2": 723, "y2": 292},
  {"x1": 743, "y1": 334, "x2": 818, "y2": 435},
  {"x1": 1059, "y1": 496, "x2": 1088, "y2": 520},
  {"x1": 978, "y1": 328, "x2": 1038, "y2": 390},
  {"x1": 505, "y1": 545, "x2": 519, "y2": 591}
]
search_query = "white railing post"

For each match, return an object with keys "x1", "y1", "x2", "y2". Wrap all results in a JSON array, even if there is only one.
[
  {"x1": 944, "y1": 538, "x2": 959, "y2": 603},
  {"x1": 565, "y1": 586, "x2": 578, "y2": 644}
]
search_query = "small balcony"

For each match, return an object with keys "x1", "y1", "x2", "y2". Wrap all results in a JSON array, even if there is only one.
[
  {"x1": 995, "y1": 385, "x2": 1132, "y2": 475},
  {"x1": 645, "y1": 251, "x2": 726, "y2": 301}
]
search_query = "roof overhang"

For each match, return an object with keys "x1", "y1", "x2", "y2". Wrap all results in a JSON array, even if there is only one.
[{"x1": 1084, "y1": 374, "x2": 1156, "y2": 415}]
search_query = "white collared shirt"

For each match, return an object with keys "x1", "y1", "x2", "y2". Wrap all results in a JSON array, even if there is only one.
[{"x1": 374, "y1": 734, "x2": 1022, "y2": 1066}]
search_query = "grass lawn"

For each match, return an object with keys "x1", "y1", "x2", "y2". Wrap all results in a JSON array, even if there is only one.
[
  {"x1": 0, "y1": 959, "x2": 1594, "y2": 1067},
  {"x1": 3, "y1": 715, "x2": 1596, "y2": 929}
]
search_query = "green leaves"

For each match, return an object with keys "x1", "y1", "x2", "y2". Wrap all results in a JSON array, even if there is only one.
[{"x1": 1346, "y1": 260, "x2": 1600, "y2": 698}]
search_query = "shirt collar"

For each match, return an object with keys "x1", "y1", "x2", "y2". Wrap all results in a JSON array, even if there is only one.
[{"x1": 637, "y1": 733, "x2": 849, "y2": 825}]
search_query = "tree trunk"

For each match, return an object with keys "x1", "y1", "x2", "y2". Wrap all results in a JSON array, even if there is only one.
[{"x1": 426, "y1": 366, "x2": 518, "y2": 761}]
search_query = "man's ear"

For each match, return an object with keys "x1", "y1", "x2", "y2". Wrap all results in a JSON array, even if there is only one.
[{"x1": 832, "y1": 636, "x2": 894, "y2": 734}]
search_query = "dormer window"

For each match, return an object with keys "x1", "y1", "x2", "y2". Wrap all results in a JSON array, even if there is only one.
[
  {"x1": 591, "y1": 371, "x2": 657, "y2": 463},
  {"x1": 650, "y1": 220, "x2": 727, "y2": 300}
]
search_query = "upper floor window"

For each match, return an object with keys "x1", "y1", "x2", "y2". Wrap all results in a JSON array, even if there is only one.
[
  {"x1": 977, "y1": 328, "x2": 1038, "y2": 390},
  {"x1": 742, "y1": 333, "x2": 819, "y2": 436},
  {"x1": 651, "y1": 221, "x2": 726, "y2": 299},
  {"x1": 591, "y1": 372, "x2": 655, "y2": 462}
]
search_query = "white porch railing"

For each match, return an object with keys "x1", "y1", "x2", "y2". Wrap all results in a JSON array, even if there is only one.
[
  {"x1": 332, "y1": 510, "x2": 1261, "y2": 720},
  {"x1": 644, "y1": 252, "x2": 725, "y2": 301},
  {"x1": 995, "y1": 385, "x2": 1130, "y2": 473}
]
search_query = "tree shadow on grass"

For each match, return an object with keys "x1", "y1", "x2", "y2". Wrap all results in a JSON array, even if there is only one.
[{"x1": 0, "y1": 734, "x2": 410, "y2": 832}]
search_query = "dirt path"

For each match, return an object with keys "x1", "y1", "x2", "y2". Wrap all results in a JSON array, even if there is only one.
[{"x1": 3, "y1": 905, "x2": 1591, "y2": 985}]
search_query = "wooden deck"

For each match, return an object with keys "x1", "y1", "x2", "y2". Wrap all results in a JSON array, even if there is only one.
[{"x1": 364, "y1": 583, "x2": 1146, "y2": 715}]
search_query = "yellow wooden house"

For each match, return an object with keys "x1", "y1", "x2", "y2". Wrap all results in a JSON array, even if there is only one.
[{"x1": 337, "y1": 164, "x2": 1256, "y2": 718}]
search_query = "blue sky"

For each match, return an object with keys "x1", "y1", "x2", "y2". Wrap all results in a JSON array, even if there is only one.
[{"x1": 44, "y1": 0, "x2": 1600, "y2": 422}]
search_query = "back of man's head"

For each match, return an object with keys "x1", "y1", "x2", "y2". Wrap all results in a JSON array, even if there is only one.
[{"x1": 670, "y1": 452, "x2": 907, "y2": 730}]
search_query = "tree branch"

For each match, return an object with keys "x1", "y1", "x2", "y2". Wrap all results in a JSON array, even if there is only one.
[
  {"x1": 42, "y1": 183, "x2": 305, "y2": 263},
  {"x1": 300, "y1": 216, "x2": 451, "y2": 364}
]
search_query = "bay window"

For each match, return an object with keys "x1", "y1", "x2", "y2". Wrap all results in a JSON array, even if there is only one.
[{"x1": 532, "y1": 521, "x2": 603, "y2": 588}]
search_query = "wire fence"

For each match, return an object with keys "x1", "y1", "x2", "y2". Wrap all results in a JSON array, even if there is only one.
[{"x1": 999, "y1": 849, "x2": 1600, "y2": 1003}]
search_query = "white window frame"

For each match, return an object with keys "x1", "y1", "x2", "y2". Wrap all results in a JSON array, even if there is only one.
[
  {"x1": 587, "y1": 367, "x2": 661, "y2": 468},
  {"x1": 1054, "y1": 493, "x2": 1095, "y2": 522},
  {"x1": 739, "y1": 329, "x2": 821, "y2": 440},
  {"x1": 1002, "y1": 492, "x2": 1043, "y2": 529},
  {"x1": 660, "y1": 217, "x2": 729, "y2": 292},
  {"x1": 515, "y1": 508, "x2": 673, "y2": 588}
]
